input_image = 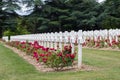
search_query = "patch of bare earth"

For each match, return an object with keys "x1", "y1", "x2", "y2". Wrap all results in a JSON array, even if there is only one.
[{"x1": 4, "y1": 44, "x2": 98, "y2": 72}]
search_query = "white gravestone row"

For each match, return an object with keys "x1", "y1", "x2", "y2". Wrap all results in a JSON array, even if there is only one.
[
  {"x1": 2, "y1": 36, "x2": 8, "y2": 42},
  {"x1": 93, "y1": 30, "x2": 100, "y2": 42},
  {"x1": 2, "y1": 30, "x2": 83, "y2": 68},
  {"x1": 99, "y1": 30, "x2": 108, "y2": 40},
  {"x1": 108, "y1": 29, "x2": 119, "y2": 43},
  {"x1": 82, "y1": 29, "x2": 120, "y2": 44}
]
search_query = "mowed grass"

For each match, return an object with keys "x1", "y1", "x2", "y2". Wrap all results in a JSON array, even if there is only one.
[{"x1": 0, "y1": 43, "x2": 120, "y2": 80}]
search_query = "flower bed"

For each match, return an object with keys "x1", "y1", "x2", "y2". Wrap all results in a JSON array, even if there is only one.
[
  {"x1": 6, "y1": 41, "x2": 76, "y2": 71},
  {"x1": 82, "y1": 36, "x2": 120, "y2": 49}
]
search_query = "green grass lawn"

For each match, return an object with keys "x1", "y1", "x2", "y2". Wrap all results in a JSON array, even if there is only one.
[{"x1": 0, "y1": 43, "x2": 120, "y2": 80}]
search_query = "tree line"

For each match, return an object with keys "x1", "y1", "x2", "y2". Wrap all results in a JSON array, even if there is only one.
[{"x1": 0, "y1": 0, "x2": 120, "y2": 38}]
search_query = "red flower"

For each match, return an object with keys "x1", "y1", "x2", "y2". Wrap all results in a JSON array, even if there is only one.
[
  {"x1": 42, "y1": 47, "x2": 49, "y2": 52},
  {"x1": 112, "y1": 40, "x2": 116, "y2": 44},
  {"x1": 33, "y1": 41, "x2": 40, "y2": 49},
  {"x1": 33, "y1": 52, "x2": 38, "y2": 58},
  {"x1": 66, "y1": 54, "x2": 70, "y2": 58},
  {"x1": 28, "y1": 42, "x2": 32, "y2": 45},
  {"x1": 50, "y1": 48, "x2": 55, "y2": 51},
  {"x1": 108, "y1": 43, "x2": 112, "y2": 46},
  {"x1": 69, "y1": 45, "x2": 72, "y2": 49},
  {"x1": 34, "y1": 41, "x2": 39, "y2": 45},
  {"x1": 22, "y1": 46, "x2": 26, "y2": 48},
  {"x1": 21, "y1": 42, "x2": 26, "y2": 44},
  {"x1": 57, "y1": 52, "x2": 63, "y2": 57},
  {"x1": 96, "y1": 43, "x2": 100, "y2": 47},
  {"x1": 82, "y1": 42, "x2": 86, "y2": 46},
  {"x1": 45, "y1": 53, "x2": 49, "y2": 57},
  {"x1": 27, "y1": 48, "x2": 30, "y2": 51},
  {"x1": 64, "y1": 46, "x2": 68, "y2": 50},
  {"x1": 70, "y1": 54, "x2": 75, "y2": 59},
  {"x1": 39, "y1": 53, "x2": 45, "y2": 57},
  {"x1": 34, "y1": 45, "x2": 39, "y2": 49},
  {"x1": 42, "y1": 58, "x2": 47, "y2": 63},
  {"x1": 45, "y1": 52, "x2": 52, "y2": 56},
  {"x1": 36, "y1": 58, "x2": 39, "y2": 62}
]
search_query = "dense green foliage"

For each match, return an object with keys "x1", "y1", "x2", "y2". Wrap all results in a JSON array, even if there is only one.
[
  {"x1": 102, "y1": 0, "x2": 120, "y2": 29},
  {"x1": 0, "y1": 0, "x2": 20, "y2": 37},
  {"x1": 0, "y1": 0, "x2": 120, "y2": 37}
]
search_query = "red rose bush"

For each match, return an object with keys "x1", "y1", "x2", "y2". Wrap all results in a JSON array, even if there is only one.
[{"x1": 6, "y1": 41, "x2": 76, "y2": 71}]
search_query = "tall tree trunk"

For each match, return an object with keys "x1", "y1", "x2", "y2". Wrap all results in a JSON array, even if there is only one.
[{"x1": 0, "y1": 26, "x2": 2, "y2": 38}]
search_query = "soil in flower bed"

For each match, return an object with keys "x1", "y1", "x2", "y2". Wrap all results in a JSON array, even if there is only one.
[{"x1": 4, "y1": 44, "x2": 98, "y2": 72}]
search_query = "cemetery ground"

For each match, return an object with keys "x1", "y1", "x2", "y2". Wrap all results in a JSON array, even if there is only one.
[{"x1": 0, "y1": 43, "x2": 120, "y2": 80}]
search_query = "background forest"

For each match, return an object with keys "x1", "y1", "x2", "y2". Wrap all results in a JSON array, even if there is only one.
[{"x1": 0, "y1": 0, "x2": 120, "y2": 38}]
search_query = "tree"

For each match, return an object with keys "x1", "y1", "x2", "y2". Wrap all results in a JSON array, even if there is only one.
[
  {"x1": 0, "y1": 0, "x2": 20, "y2": 38},
  {"x1": 35, "y1": 0, "x2": 75, "y2": 32},
  {"x1": 69, "y1": 0, "x2": 103, "y2": 30},
  {"x1": 0, "y1": 0, "x2": 6, "y2": 38},
  {"x1": 102, "y1": 0, "x2": 120, "y2": 29},
  {"x1": 21, "y1": 0, "x2": 44, "y2": 33}
]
